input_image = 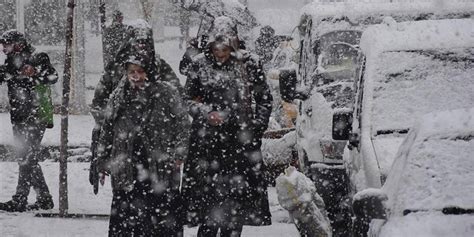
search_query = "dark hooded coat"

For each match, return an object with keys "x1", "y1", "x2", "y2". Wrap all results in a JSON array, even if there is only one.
[
  {"x1": 89, "y1": 25, "x2": 184, "y2": 196},
  {"x1": 91, "y1": 29, "x2": 183, "y2": 124},
  {"x1": 96, "y1": 66, "x2": 190, "y2": 235},
  {"x1": 103, "y1": 20, "x2": 130, "y2": 67},
  {"x1": 182, "y1": 42, "x2": 273, "y2": 227}
]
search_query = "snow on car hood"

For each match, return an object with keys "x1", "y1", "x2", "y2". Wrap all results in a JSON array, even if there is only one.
[
  {"x1": 416, "y1": 107, "x2": 474, "y2": 141},
  {"x1": 377, "y1": 212, "x2": 474, "y2": 237},
  {"x1": 383, "y1": 108, "x2": 474, "y2": 216},
  {"x1": 392, "y1": 138, "x2": 474, "y2": 213}
]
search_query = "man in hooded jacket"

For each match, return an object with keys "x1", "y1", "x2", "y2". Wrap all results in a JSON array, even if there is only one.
[
  {"x1": 91, "y1": 21, "x2": 183, "y2": 123},
  {"x1": 182, "y1": 16, "x2": 273, "y2": 237},
  {"x1": 89, "y1": 22, "x2": 183, "y2": 194},
  {"x1": 0, "y1": 30, "x2": 58, "y2": 212},
  {"x1": 96, "y1": 51, "x2": 190, "y2": 236}
]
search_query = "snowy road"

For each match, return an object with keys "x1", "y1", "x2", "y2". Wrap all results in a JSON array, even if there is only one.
[{"x1": 0, "y1": 162, "x2": 298, "y2": 237}]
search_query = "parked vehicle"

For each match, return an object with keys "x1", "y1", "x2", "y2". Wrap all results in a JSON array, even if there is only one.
[
  {"x1": 278, "y1": 1, "x2": 474, "y2": 235},
  {"x1": 340, "y1": 18, "x2": 474, "y2": 191},
  {"x1": 337, "y1": 18, "x2": 474, "y2": 236},
  {"x1": 352, "y1": 107, "x2": 474, "y2": 237}
]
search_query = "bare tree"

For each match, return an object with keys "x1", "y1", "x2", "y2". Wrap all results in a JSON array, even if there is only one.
[
  {"x1": 59, "y1": 0, "x2": 76, "y2": 217},
  {"x1": 139, "y1": 0, "x2": 155, "y2": 22},
  {"x1": 70, "y1": 1, "x2": 87, "y2": 114}
]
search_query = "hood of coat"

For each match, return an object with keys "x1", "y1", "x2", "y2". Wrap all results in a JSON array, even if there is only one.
[{"x1": 207, "y1": 16, "x2": 240, "y2": 51}]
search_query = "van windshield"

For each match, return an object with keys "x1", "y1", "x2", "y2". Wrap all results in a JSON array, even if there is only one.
[
  {"x1": 371, "y1": 48, "x2": 474, "y2": 133},
  {"x1": 317, "y1": 30, "x2": 361, "y2": 79},
  {"x1": 314, "y1": 31, "x2": 362, "y2": 108}
]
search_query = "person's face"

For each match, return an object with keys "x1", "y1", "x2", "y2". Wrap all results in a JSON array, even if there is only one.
[
  {"x1": 127, "y1": 64, "x2": 147, "y2": 89},
  {"x1": 114, "y1": 15, "x2": 123, "y2": 24},
  {"x1": 212, "y1": 44, "x2": 232, "y2": 64},
  {"x1": 2, "y1": 43, "x2": 15, "y2": 55}
]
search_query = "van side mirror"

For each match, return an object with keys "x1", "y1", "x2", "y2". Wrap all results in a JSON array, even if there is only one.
[
  {"x1": 352, "y1": 189, "x2": 388, "y2": 237},
  {"x1": 332, "y1": 110, "x2": 353, "y2": 140},
  {"x1": 279, "y1": 69, "x2": 306, "y2": 103}
]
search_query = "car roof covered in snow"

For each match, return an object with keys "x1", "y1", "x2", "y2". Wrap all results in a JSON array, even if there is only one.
[
  {"x1": 360, "y1": 18, "x2": 474, "y2": 57},
  {"x1": 300, "y1": 1, "x2": 474, "y2": 38},
  {"x1": 302, "y1": 1, "x2": 474, "y2": 20}
]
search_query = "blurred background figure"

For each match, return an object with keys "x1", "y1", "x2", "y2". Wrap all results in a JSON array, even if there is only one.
[
  {"x1": 254, "y1": 25, "x2": 278, "y2": 70},
  {"x1": 102, "y1": 10, "x2": 129, "y2": 67},
  {"x1": 266, "y1": 35, "x2": 298, "y2": 130}
]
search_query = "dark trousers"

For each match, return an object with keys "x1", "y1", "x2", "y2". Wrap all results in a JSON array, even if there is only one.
[
  {"x1": 11, "y1": 121, "x2": 51, "y2": 204},
  {"x1": 109, "y1": 185, "x2": 184, "y2": 237},
  {"x1": 197, "y1": 224, "x2": 243, "y2": 237}
]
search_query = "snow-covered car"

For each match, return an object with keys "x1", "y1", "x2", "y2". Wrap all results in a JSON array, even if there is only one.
[
  {"x1": 284, "y1": 0, "x2": 474, "y2": 168},
  {"x1": 339, "y1": 18, "x2": 474, "y2": 193},
  {"x1": 278, "y1": 1, "x2": 474, "y2": 235},
  {"x1": 352, "y1": 107, "x2": 474, "y2": 237}
]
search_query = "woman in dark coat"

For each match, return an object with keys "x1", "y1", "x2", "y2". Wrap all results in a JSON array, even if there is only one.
[
  {"x1": 96, "y1": 52, "x2": 190, "y2": 237},
  {"x1": 182, "y1": 16, "x2": 273, "y2": 237}
]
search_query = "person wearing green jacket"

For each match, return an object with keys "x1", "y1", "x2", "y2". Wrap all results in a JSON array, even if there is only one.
[{"x1": 0, "y1": 30, "x2": 58, "y2": 212}]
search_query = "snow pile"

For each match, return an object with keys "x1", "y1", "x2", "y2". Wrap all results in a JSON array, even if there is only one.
[
  {"x1": 261, "y1": 131, "x2": 296, "y2": 166},
  {"x1": 275, "y1": 166, "x2": 332, "y2": 237}
]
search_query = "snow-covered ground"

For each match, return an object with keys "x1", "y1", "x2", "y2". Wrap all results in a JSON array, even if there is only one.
[{"x1": 0, "y1": 162, "x2": 297, "y2": 237}]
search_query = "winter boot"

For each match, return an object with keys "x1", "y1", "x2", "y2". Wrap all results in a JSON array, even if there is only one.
[
  {"x1": 0, "y1": 199, "x2": 27, "y2": 212},
  {"x1": 27, "y1": 196, "x2": 54, "y2": 211}
]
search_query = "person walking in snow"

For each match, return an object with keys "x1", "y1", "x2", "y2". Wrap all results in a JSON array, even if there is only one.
[
  {"x1": 103, "y1": 10, "x2": 129, "y2": 67},
  {"x1": 95, "y1": 51, "x2": 190, "y2": 236},
  {"x1": 179, "y1": 37, "x2": 202, "y2": 76},
  {"x1": 92, "y1": 21, "x2": 183, "y2": 122},
  {"x1": 182, "y1": 16, "x2": 273, "y2": 237},
  {"x1": 0, "y1": 30, "x2": 58, "y2": 212},
  {"x1": 254, "y1": 25, "x2": 278, "y2": 70},
  {"x1": 89, "y1": 21, "x2": 183, "y2": 194}
]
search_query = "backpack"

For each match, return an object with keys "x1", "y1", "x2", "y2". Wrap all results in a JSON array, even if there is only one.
[{"x1": 35, "y1": 84, "x2": 54, "y2": 128}]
